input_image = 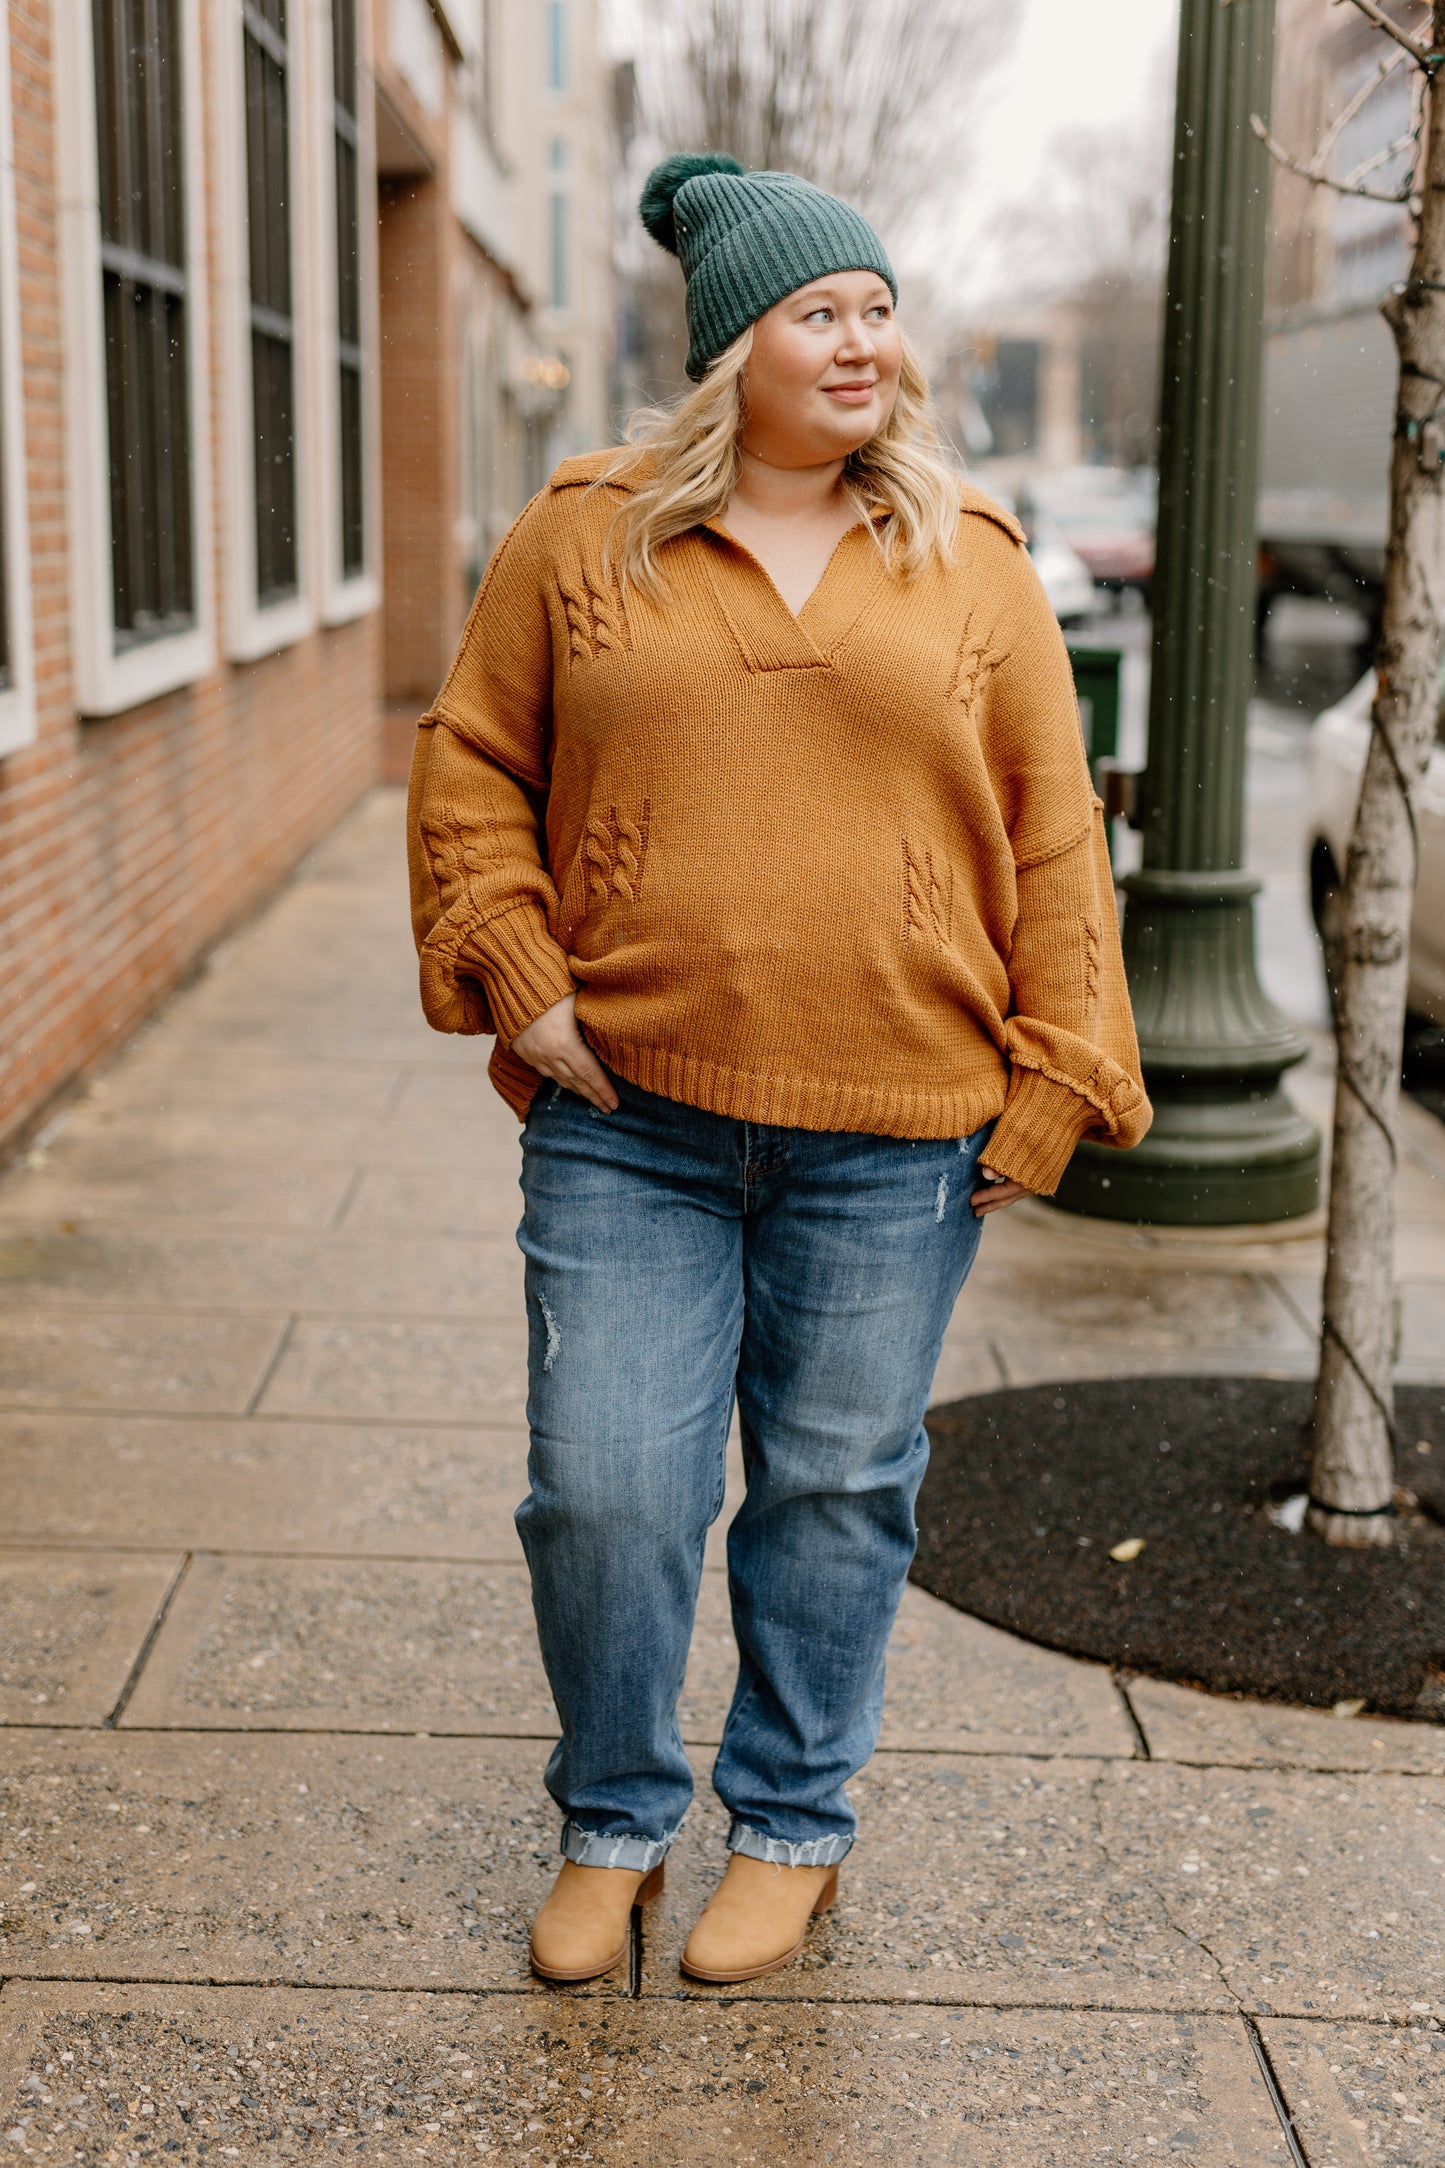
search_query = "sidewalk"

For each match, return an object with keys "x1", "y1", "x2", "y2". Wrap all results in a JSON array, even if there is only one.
[{"x1": 0, "y1": 786, "x2": 1442, "y2": 2164}]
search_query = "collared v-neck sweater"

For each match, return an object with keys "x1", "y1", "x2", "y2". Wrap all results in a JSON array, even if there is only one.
[{"x1": 406, "y1": 451, "x2": 1151, "y2": 1194}]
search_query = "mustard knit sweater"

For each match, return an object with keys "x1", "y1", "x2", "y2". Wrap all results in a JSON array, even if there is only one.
[{"x1": 407, "y1": 452, "x2": 1151, "y2": 1195}]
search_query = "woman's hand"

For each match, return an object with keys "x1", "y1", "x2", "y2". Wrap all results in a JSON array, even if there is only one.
[
  {"x1": 510, "y1": 994, "x2": 619, "y2": 1113},
  {"x1": 970, "y1": 1163, "x2": 1032, "y2": 1217}
]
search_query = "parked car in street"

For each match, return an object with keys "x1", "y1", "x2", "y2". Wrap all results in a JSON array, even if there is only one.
[
  {"x1": 1016, "y1": 466, "x2": 1157, "y2": 606},
  {"x1": 991, "y1": 491, "x2": 1099, "y2": 625},
  {"x1": 1022, "y1": 509, "x2": 1098, "y2": 627},
  {"x1": 1305, "y1": 671, "x2": 1445, "y2": 1026}
]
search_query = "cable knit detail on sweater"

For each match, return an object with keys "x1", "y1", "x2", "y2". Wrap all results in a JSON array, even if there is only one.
[{"x1": 407, "y1": 451, "x2": 1151, "y2": 1192}]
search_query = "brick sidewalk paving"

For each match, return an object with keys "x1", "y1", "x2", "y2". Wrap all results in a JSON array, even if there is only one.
[{"x1": 0, "y1": 789, "x2": 1442, "y2": 2163}]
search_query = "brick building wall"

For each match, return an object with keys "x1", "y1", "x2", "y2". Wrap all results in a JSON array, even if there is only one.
[
  {"x1": 0, "y1": 0, "x2": 616, "y2": 1151},
  {"x1": 0, "y1": 0, "x2": 381, "y2": 1159}
]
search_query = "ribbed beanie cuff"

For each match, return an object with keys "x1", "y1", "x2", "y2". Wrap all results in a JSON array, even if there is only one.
[{"x1": 639, "y1": 155, "x2": 897, "y2": 380}]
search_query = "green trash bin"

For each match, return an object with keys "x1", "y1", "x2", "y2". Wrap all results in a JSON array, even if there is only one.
[
  {"x1": 1066, "y1": 642, "x2": 1121, "y2": 774},
  {"x1": 1067, "y1": 642, "x2": 1127, "y2": 863}
]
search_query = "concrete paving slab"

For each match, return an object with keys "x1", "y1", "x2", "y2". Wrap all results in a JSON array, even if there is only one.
[
  {"x1": 388, "y1": 1065, "x2": 531, "y2": 1138},
  {"x1": 647, "y1": 1752, "x2": 1232, "y2": 2008},
  {"x1": 1272, "y1": 1273, "x2": 1445, "y2": 1372},
  {"x1": 991, "y1": 1338, "x2": 1317, "y2": 1388},
  {"x1": 304, "y1": 785, "x2": 413, "y2": 879},
  {"x1": 119, "y1": 1555, "x2": 558, "y2": 1734},
  {"x1": 952, "y1": 1258, "x2": 1311, "y2": 1352},
  {"x1": 1261, "y1": 2017, "x2": 1445, "y2": 2167},
  {"x1": 60, "y1": 1049, "x2": 403, "y2": 1124},
  {"x1": 1094, "y1": 1761, "x2": 1445, "y2": 2020},
  {"x1": 156, "y1": 969, "x2": 468, "y2": 1066},
  {"x1": 115, "y1": 1553, "x2": 1131, "y2": 1758},
  {"x1": 881, "y1": 1589, "x2": 1136, "y2": 1757},
  {"x1": 1127, "y1": 1677, "x2": 1445, "y2": 1776},
  {"x1": 0, "y1": 1308, "x2": 289, "y2": 1415},
  {"x1": 684, "y1": 1580, "x2": 1134, "y2": 1756},
  {"x1": 0, "y1": 1151, "x2": 355, "y2": 1228},
  {"x1": 339, "y1": 1166, "x2": 525, "y2": 1236},
  {"x1": 0, "y1": 1222, "x2": 523, "y2": 1319},
  {"x1": 0, "y1": 1730, "x2": 614, "y2": 1994},
  {"x1": 0, "y1": 1552, "x2": 179, "y2": 1725},
  {"x1": 0, "y1": 1412, "x2": 532, "y2": 1558},
  {"x1": 0, "y1": 1982, "x2": 1290, "y2": 2164},
  {"x1": 257, "y1": 1315, "x2": 530, "y2": 1422},
  {"x1": 1396, "y1": 1222, "x2": 1445, "y2": 1278},
  {"x1": 983, "y1": 1194, "x2": 1331, "y2": 1277},
  {"x1": 27, "y1": 1075, "x2": 530, "y2": 1189},
  {"x1": 927, "y1": 1339, "x2": 1007, "y2": 1402}
]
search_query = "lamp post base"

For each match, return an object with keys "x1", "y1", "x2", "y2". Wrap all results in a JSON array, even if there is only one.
[
  {"x1": 1052, "y1": 869, "x2": 1323, "y2": 1225},
  {"x1": 1053, "y1": 1081, "x2": 1321, "y2": 1224}
]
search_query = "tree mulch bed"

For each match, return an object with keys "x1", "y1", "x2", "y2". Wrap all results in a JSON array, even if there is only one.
[{"x1": 914, "y1": 1376, "x2": 1445, "y2": 1720}]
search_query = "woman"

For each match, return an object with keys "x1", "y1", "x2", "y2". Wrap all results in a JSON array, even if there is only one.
[{"x1": 407, "y1": 153, "x2": 1150, "y2": 1988}]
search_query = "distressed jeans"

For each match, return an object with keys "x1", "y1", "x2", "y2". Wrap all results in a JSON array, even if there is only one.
[{"x1": 515, "y1": 1073, "x2": 993, "y2": 1871}]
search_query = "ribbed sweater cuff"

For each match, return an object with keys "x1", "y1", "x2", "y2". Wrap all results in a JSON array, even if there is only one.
[
  {"x1": 459, "y1": 903, "x2": 576, "y2": 1047},
  {"x1": 983, "y1": 1066, "x2": 1095, "y2": 1197}
]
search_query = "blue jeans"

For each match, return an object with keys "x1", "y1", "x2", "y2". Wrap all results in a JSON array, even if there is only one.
[{"x1": 515, "y1": 1074, "x2": 993, "y2": 1871}]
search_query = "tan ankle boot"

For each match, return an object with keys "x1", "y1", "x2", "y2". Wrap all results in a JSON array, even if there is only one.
[
  {"x1": 529, "y1": 1858, "x2": 664, "y2": 1983},
  {"x1": 680, "y1": 1854, "x2": 839, "y2": 1984}
]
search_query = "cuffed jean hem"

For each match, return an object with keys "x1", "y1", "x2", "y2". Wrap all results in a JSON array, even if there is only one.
[
  {"x1": 560, "y1": 1819, "x2": 680, "y2": 1871},
  {"x1": 726, "y1": 1820, "x2": 854, "y2": 1868}
]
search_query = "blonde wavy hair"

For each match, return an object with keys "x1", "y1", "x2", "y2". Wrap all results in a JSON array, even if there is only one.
[{"x1": 599, "y1": 324, "x2": 961, "y2": 598}]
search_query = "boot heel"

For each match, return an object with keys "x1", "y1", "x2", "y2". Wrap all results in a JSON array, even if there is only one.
[
  {"x1": 811, "y1": 1866, "x2": 839, "y2": 1916},
  {"x1": 636, "y1": 1862, "x2": 666, "y2": 1907}
]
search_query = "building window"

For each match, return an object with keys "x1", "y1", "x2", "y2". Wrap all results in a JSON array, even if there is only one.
[
  {"x1": 549, "y1": 137, "x2": 568, "y2": 310},
  {"x1": 91, "y1": 0, "x2": 194, "y2": 646},
  {"x1": 242, "y1": 0, "x2": 297, "y2": 604},
  {"x1": 546, "y1": 0, "x2": 566, "y2": 91},
  {"x1": 333, "y1": 0, "x2": 365, "y2": 578},
  {"x1": 0, "y1": 2, "x2": 32, "y2": 754}
]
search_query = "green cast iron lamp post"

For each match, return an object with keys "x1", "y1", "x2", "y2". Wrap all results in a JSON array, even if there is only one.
[{"x1": 1054, "y1": 0, "x2": 1321, "y2": 1225}]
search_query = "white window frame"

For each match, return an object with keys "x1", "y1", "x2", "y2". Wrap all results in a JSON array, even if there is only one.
[
  {"x1": 313, "y1": 0, "x2": 382, "y2": 625},
  {"x1": 56, "y1": 0, "x2": 214, "y2": 717},
  {"x1": 0, "y1": 5, "x2": 35, "y2": 759},
  {"x1": 214, "y1": 0, "x2": 317, "y2": 661}
]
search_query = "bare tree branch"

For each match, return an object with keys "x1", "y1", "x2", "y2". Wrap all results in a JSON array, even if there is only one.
[
  {"x1": 635, "y1": 0, "x2": 1013, "y2": 240},
  {"x1": 1251, "y1": 111, "x2": 1414, "y2": 201},
  {"x1": 1340, "y1": 127, "x2": 1420, "y2": 188},
  {"x1": 1335, "y1": 0, "x2": 1437, "y2": 70},
  {"x1": 1314, "y1": 45, "x2": 1409, "y2": 172}
]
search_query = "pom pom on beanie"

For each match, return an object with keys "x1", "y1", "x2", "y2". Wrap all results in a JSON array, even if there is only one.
[
  {"x1": 637, "y1": 152, "x2": 897, "y2": 380},
  {"x1": 639, "y1": 151, "x2": 746, "y2": 255}
]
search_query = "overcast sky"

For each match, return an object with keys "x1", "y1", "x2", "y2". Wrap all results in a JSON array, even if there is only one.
[
  {"x1": 970, "y1": 0, "x2": 1177, "y2": 189},
  {"x1": 937, "y1": 0, "x2": 1178, "y2": 304}
]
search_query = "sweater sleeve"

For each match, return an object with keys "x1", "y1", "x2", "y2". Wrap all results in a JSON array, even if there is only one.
[
  {"x1": 974, "y1": 551, "x2": 1152, "y2": 1195},
  {"x1": 406, "y1": 497, "x2": 577, "y2": 1046}
]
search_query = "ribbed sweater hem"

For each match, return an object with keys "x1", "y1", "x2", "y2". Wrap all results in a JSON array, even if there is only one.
[
  {"x1": 982, "y1": 1065, "x2": 1096, "y2": 1196},
  {"x1": 464, "y1": 902, "x2": 577, "y2": 1046},
  {"x1": 584, "y1": 1028, "x2": 1012, "y2": 1141}
]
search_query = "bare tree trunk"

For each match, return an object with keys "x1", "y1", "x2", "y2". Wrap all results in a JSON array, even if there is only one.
[{"x1": 1309, "y1": 10, "x2": 1445, "y2": 1547}]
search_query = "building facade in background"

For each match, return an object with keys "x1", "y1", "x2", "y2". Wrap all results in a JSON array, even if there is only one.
[
  {"x1": 374, "y1": 0, "x2": 611, "y2": 728},
  {"x1": 1257, "y1": 0, "x2": 1412, "y2": 622},
  {"x1": 0, "y1": 0, "x2": 614, "y2": 1158}
]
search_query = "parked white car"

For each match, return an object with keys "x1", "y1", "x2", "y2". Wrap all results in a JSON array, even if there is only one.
[
  {"x1": 1305, "y1": 671, "x2": 1445, "y2": 1024},
  {"x1": 989, "y1": 489, "x2": 1099, "y2": 626},
  {"x1": 1024, "y1": 510, "x2": 1099, "y2": 627}
]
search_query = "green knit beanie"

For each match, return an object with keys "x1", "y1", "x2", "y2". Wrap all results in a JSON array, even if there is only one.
[{"x1": 639, "y1": 152, "x2": 898, "y2": 382}]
